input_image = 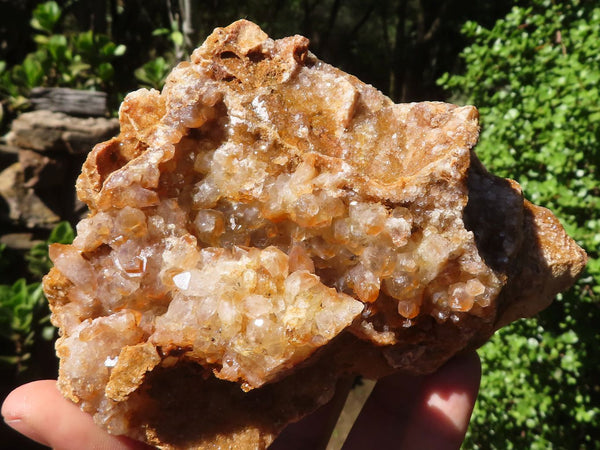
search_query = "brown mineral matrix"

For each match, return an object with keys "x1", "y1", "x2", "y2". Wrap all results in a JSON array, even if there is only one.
[{"x1": 43, "y1": 20, "x2": 587, "y2": 449}]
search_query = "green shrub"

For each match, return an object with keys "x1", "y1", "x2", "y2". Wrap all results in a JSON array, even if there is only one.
[
  {"x1": 134, "y1": 56, "x2": 171, "y2": 90},
  {"x1": 0, "y1": 222, "x2": 74, "y2": 375},
  {"x1": 0, "y1": 1, "x2": 126, "y2": 118},
  {"x1": 134, "y1": 18, "x2": 190, "y2": 90},
  {"x1": 0, "y1": 280, "x2": 46, "y2": 373},
  {"x1": 26, "y1": 220, "x2": 75, "y2": 278},
  {"x1": 439, "y1": 0, "x2": 599, "y2": 447}
]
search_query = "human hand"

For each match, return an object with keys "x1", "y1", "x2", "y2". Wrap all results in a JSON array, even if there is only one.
[
  {"x1": 2, "y1": 351, "x2": 480, "y2": 449},
  {"x1": 272, "y1": 351, "x2": 481, "y2": 449}
]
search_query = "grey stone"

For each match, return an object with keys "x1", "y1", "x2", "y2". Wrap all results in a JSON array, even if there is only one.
[
  {"x1": 18, "y1": 149, "x2": 66, "y2": 189},
  {"x1": 0, "y1": 162, "x2": 22, "y2": 223},
  {"x1": 30, "y1": 87, "x2": 108, "y2": 117},
  {"x1": 0, "y1": 143, "x2": 19, "y2": 172},
  {"x1": 6, "y1": 110, "x2": 119, "y2": 154},
  {"x1": 0, "y1": 161, "x2": 61, "y2": 228},
  {"x1": 0, "y1": 233, "x2": 43, "y2": 250}
]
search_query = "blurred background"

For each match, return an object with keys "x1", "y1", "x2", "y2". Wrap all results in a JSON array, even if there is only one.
[{"x1": 0, "y1": 0, "x2": 598, "y2": 448}]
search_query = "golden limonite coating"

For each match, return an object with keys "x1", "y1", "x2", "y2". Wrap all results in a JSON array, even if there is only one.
[{"x1": 43, "y1": 20, "x2": 586, "y2": 449}]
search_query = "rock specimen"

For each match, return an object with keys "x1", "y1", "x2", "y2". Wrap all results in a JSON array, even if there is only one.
[{"x1": 43, "y1": 20, "x2": 587, "y2": 449}]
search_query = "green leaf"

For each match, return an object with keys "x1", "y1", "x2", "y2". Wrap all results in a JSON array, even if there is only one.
[
  {"x1": 33, "y1": 34, "x2": 49, "y2": 45},
  {"x1": 0, "y1": 277, "x2": 50, "y2": 371},
  {"x1": 68, "y1": 61, "x2": 91, "y2": 78},
  {"x1": 0, "y1": 355, "x2": 22, "y2": 366},
  {"x1": 152, "y1": 28, "x2": 170, "y2": 37},
  {"x1": 113, "y1": 44, "x2": 126, "y2": 56},
  {"x1": 47, "y1": 34, "x2": 68, "y2": 62},
  {"x1": 41, "y1": 325, "x2": 56, "y2": 341},
  {"x1": 74, "y1": 30, "x2": 94, "y2": 55},
  {"x1": 48, "y1": 221, "x2": 75, "y2": 244},
  {"x1": 27, "y1": 221, "x2": 74, "y2": 277},
  {"x1": 21, "y1": 56, "x2": 44, "y2": 87},
  {"x1": 97, "y1": 62, "x2": 114, "y2": 82},
  {"x1": 135, "y1": 57, "x2": 170, "y2": 90},
  {"x1": 30, "y1": 1, "x2": 61, "y2": 34},
  {"x1": 171, "y1": 31, "x2": 184, "y2": 47}
]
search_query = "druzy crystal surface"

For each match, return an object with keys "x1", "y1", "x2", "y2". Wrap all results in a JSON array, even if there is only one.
[{"x1": 43, "y1": 20, "x2": 587, "y2": 449}]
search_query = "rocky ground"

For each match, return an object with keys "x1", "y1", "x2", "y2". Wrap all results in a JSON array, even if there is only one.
[{"x1": 0, "y1": 90, "x2": 118, "y2": 273}]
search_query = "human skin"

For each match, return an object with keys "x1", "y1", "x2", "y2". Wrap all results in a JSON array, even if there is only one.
[{"x1": 2, "y1": 351, "x2": 480, "y2": 450}]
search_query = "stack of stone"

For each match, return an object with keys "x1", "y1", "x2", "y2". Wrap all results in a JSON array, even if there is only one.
[{"x1": 0, "y1": 88, "x2": 118, "y2": 248}]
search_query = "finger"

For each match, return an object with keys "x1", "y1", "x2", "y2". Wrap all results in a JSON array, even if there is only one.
[
  {"x1": 1, "y1": 380, "x2": 149, "y2": 450},
  {"x1": 399, "y1": 351, "x2": 481, "y2": 448},
  {"x1": 270, "y1": 376, "x2": 354, "y2": 450},
  {"x1": 343, "y1": 351, "x2": 481, "y2": 450}
]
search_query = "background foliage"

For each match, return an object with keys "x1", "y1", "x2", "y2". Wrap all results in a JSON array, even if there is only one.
[
  {"x1": 0, "y1": 0, "x2": 598, "y2": 448},
  {"x1": 0, "y1": 0, "x2": 515, "y2": 128},
  {"x1": 439, "y1": 0, "x2": 599, "y2": 447},
  {"x1": 0, "y1": 222, "x2": 73, "y2": 374}
]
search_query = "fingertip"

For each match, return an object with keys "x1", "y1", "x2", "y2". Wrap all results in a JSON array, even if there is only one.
[
  {"x1": 2, "y1": 380, "x2": 147, "y2": 450},
  {"x1": 2, "y1": 380, "x2": 55, "y2": 446}
]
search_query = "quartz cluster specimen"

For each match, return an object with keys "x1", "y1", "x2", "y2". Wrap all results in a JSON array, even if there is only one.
[{"x1": 43, "y1": 20, "x2": 587, "y2": 449}]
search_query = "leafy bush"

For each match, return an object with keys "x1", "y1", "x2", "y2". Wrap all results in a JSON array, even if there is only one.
[
  {"x1": 134, "y1": 17, "x2": 191, "y2": 90},
  {"x1": 134, "y1": 56, "x2": 171, "y2": 90},
  {"x1": 0, "y1": 1, "x2": 126, "y2": 117},
  {"x1": 0, "y1": 222, "x2": 74, "y2": 375},
  {"x1": 439, "y1": 0, "x2": 599, "y2": 447},
  {"x1": 0, "y1": 280, "x2": 46, "y2": 373},
  {"x1": 26, "y1": 221, "x2": 75, "y2": 278}
]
